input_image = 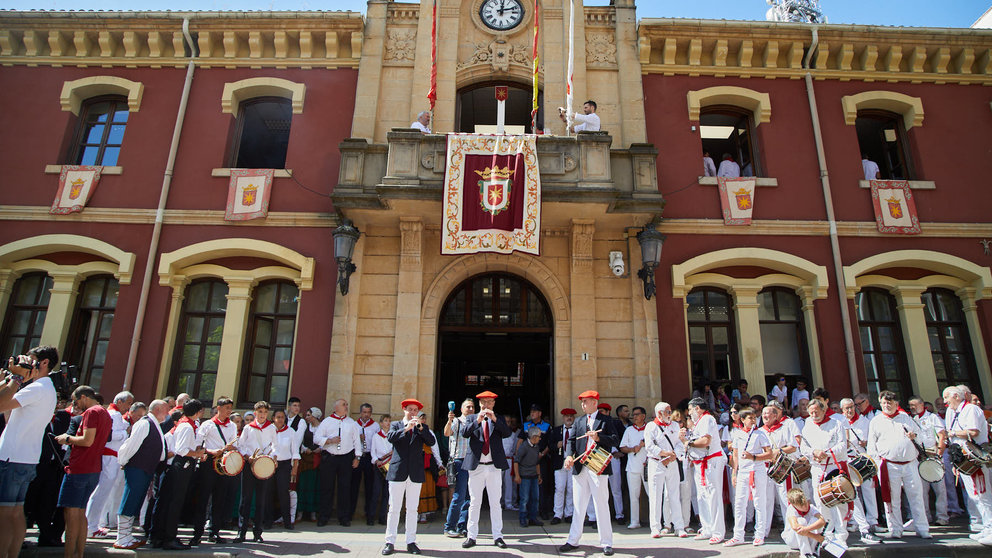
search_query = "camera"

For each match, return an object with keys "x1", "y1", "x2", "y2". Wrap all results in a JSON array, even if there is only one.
[
  {"x1": 52, "y1": 362, "x2": 79, "y2": 400},
  {"x1": 609, "y1": 251, "x2": 625, "y2": 277}
]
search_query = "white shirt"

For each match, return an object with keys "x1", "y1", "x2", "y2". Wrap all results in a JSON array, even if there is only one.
[
  {"x1": 703, "y1": 156, "x2": 717, "y2": 177},
  {"x1": 913, "y1": 411, "x2": 945, "y2": 450},
  {"x1": 844, "y1": 415, "x2": 870, "y2": 452},
  {"x1": 287, "y1": 413, "x2": 308, "y2": 455},
  {"x1": 862, "y1": 158, "x2": 880, "y2": 180},
  {"x1": 945, "y1": 401, "x2": 989, "y2": 446},
  {"x1": 410, "y1": 120, "x2": 431, "y2": 133},
  {"x1": 172, "y1": 420, "x2": 200, "y2": 457},
  {"x1": 790, "y1": 389, "x2": 810, "y2": 410},
  {"x1": 793, "y1": 416, "x2": 806, "y2": 432},
  {"x1": 118, "y1": 415, "x2": 166, "y2": 466},
  {"x1": 314, "y1": 414, "x2": 362, "y2": 455},
  {"x1": 106, "y1": 405, "x2": 129, "y2": 451},
  {"x1": 356, "y1": 418, "x2": 380, "y2": 455},
  {"x1": 732, "y1": 427, "x2": 770, "y2": 473},
  {"x1": 770, "y1": 384, "x2": 788, "y2": 405},
  {"x1": 370, "y1": 429, "x2": 392, "y2": 462},
  {"x1": 717, "y1": 159, "x2": 741, "y2": 178},
  {"x1": 620, "y1": 424, "x2": 647, "y2": 472},
  {"x1": 868, "y1": 411, "x2": 921, "y2": 463},
  {"x1": 238, "y1": 421, "x2": 277, "y2": 457},
  {"x1": 644, "y1": 419, "x2": 682, "y2": 467},
  {"x1": 197, "y1": 417, "x2": 238, "y2": 451},
  {"x1": 572, "y1": 112, "x2": 601, "y2": 132},
  {"x1": 787, "y1": 503, "x2": 822, "y2": 530},
  {"x1": 690, "y1": 412, "x2": 723, "y2": 459},
  {"x1": 801, "y1": 416, "x2": 848, "y2": 466},
  {"x1": 762, "y1": 418, "x2": 800, "y2": 452},
  {"x1": 274, "y1": 425, "x2": 301, "y2": 461},
  {"x1": 0, "y1": 376, "x2": 57, "y2": 464}
]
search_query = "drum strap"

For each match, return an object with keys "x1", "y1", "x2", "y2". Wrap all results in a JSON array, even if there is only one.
[
  {"x1": 216, "y1": 421, "x2": 228, "y2": 446},
  {"x1": 878, "y1": 458, "x2": 911, "y2": 504},
  {"x1": 662, "y1": 432, "x2": 685, "y2": 482},
  {"x1": 691, "y1": 451, "x2": 723, "y2": 486}
]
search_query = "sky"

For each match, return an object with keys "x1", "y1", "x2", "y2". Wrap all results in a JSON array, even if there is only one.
[{"x1": 0, "y1": 0, "x2": 988, "y2": 29}]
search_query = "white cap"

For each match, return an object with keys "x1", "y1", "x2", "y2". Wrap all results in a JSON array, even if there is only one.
[{"x1": 309, "y1": 407, "x2": 323, "y2": 420}]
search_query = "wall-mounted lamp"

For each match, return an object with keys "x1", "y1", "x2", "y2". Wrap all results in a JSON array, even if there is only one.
[
  {"x1": 333, "y1": 219, "x2": 360, "y2": 295},
  {"x1": 635, "y1": 222, "x2": 665, "y2": 300}
]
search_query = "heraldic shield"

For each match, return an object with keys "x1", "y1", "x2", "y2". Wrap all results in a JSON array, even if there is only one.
[{"x1": 477, "y1": 165, "x2": 513, "y2": 216}]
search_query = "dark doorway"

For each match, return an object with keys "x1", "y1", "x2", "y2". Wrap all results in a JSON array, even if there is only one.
[
  {"x1": 434, "y1": 274, "x2": 553, "y2": 428},
  {"x1": 456, "y1": 83, "x2": 544, "y2": 134}
]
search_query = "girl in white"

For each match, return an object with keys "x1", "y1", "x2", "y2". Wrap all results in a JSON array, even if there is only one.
[
  {"x1": 769, "y1": 376, "x2": 788, "y2": 406},
  {"x1": 680, "y1": 397, "x2": 726, "y2": 544},
  {"x1": 726, "y1": 408, "x2": 772, "y2": 546}
]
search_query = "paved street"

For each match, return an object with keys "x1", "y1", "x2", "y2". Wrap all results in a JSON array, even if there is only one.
[{"x1": 18, "y1": 512, "x2": 991, "y2": 558}]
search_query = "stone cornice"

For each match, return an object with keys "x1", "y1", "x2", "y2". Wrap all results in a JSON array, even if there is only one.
[{"x1": 638, "y1": 19, "x2": 992, "y2": 84}]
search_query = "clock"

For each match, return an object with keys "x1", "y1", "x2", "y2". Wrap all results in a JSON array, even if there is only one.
[{"x1": 479, "y1": 0, "x2": 525, "y2": 32}]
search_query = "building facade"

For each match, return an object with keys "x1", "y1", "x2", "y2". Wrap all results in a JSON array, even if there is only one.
[{"x1": 1, "y1": 1, "x2": 990, "y2": 422}]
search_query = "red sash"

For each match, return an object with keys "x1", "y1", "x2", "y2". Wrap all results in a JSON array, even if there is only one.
[{"x1": 692, "y1": 451, "x2": 723, "y2": 486}]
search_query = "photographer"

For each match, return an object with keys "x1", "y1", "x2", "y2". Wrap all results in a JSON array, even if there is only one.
[{"x1": 0, "y1": 345, "x2": 59, "y2": 558}]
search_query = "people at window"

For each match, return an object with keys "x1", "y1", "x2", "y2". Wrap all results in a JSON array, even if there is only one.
[
  {"x1": 717, "y1": 153, "x2": 741, "y2": 178},
  {"x1": 862, "y1": 154, "x2": 881, "y2": 180},
  {"x1": 703, "y1": 151, "x2": 717, "y2": 177},
  {"x1": 558, "y1": 100, "x2": 601, "y2": 133},
  {"x1": 411, "y1": 111, "x2": 432, "y2": 134}
]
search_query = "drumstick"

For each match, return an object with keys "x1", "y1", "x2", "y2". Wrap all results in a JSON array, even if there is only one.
[{"x1": 573, "y1": 429, "x2": 602, "y2": 440}]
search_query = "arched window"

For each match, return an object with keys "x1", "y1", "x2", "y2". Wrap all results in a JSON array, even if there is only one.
[
  {"x1": 0, "y1": 273, "x2": 53, "y2": 357},
  {"x1": 922, "y1": 288, "x2": 980, "y2": 393},
  {"x1": 456, "y1": 83, "x2": 544, "y2": 134},
  {"x1": 855, "y1": 110, "x2": 915, "y2": 180},
  {"x1": 64, "y1": 275, "x2": 119, "y2": 389},
  {"x1": 230, "y1": 97, "x2": 292, "y2": 169},
  {"x1": 687, "y1": 288, "x2": 739, "y2": 385},
  {"x1": 170, "y1": 280, "x2": 228, "y2": 403},
  {"x1": 241, "y1": 281, "x2": 300, "y2": 406},
  {"x1": 699, "y1": 106, "x2": 761, "y2": 177},
  {"x1": 856, "y1": 288, "x2": 912, "y2": 402},
  {"x1": 758, "y1": 288, "x2": 811, "y2": 393},
  {"x1": 70, "y1": 96, "x2": 129, "y2": 166},
  {"x1": 440, "y1": 274, "x2": 551, "y2": 329}
]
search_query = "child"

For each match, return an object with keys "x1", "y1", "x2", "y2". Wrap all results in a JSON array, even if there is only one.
[
  {"x1": 791, "y1": 379, "x2": 810, "y2": 411},
  {"x1": 513, "y1": 427, "x2": 544, "y2": 527},
  {"x1": 369, "y1": 414, "x2": 393, "y2": 526},
  {"x1": 725, "y1": 408, "x2": 772, "y2": 547},
  {"x1": 784, "y1": 488, "x2": 826, "y2": 558},
  {"x1": 769, "y1": 375, "x2": 788, "y2": 406}
]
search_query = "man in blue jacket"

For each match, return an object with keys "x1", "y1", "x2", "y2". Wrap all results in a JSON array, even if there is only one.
[
  {"x1": 461, "y1": 390, "x2": 511, "y2": 549},
  {"x1": 381, "y1": 398, "x2": 435, "y2": 556}
]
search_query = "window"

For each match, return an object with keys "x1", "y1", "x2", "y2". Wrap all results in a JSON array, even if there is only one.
[
  {"x1": 758, "y1": 288, "x2": 810, "y2": 392},
  {"x1": 170, "y1": 280, "x2": 228, "y2": 403},
  {"x1": 71, "y1": 96, "x2": 129, "y2": 166},
  {"x1": 456, "y1": 84, "x2": 544, "y2": 134},
  {"x1": 241, "y1": 281, "x2": 299, "y2": 405},
  {"x1": 64, "y1": 275, "x2": 118, "y2": 388},
  {"x1": 687, "y1": 288, "x2": 739, "y2": 385},
  {"x1": 855, "y1": 110, "x2": 914, "y2": 180},
  {"x1": 0, "y1": 273, "x2": 53, "y2": 358},
  {"x1": 230, "y1": 97, "x2": 292, "y2": 169},
  {"x1": 856, "y1": 288, "x2": 912, "y2": 402},
  {"x1": 923, "y1": 288, "x2": 980, "y2": 393},
  {"x1": 440, "y1": 274, "x2": 551, "y2": 330},
  {"x1": 699, "y1": 107, "x2": 761, "y2": 177}
]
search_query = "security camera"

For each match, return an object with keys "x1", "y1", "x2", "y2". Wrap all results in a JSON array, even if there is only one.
[{"x1": 609, "y1": 251, "x2": 624, "y2": 277}]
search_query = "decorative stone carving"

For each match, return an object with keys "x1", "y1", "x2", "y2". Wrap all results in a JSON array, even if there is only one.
[
  {"x1": 570, "y1": 220, "x2": 595, "y2": 273},
  {"x1": 586, "y1": 33, "x2": 617, "y2": 66},
  {"x1": 563, "y1": 154, "x2": 578, "y2": 172},
  {"x1": 384, "y1": 29, "x2": 416, "y2": 63},
  {"x1": 458, "y1": 39, "x2": 530, "y2": 72}
]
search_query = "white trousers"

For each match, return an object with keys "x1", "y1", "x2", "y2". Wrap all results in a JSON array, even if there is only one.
[
  {"x1": 694, "y1": 455, "x2": 726, "y2": 540},
  {"x1": 849, "y1": 483, "x2": 874, "y2": 534},
  {"x1": 467, "y1": 463, "x2": 504, "y2": 540},
  {"x1": 101, "y1": 472, "x2": 126, "y2": 529},
  {"x1": 626, "y1": 471, "x2": 646, "y2": 526},
  {"x1": 881, "y1": 461, "x2": 930, "y2": 537},
  {"x1": 924, "y1": 474, "x2": 949, "y2": 523},
  {"x1": 960, "y1": 466, "x2": 992, "y2": 530},
  {"x1": 385, "y1": 479, "x2": 421, "y2": 545},
  {"x1": 764, "y1": 477, "x2": 790, "y2": 539},
  {"x1": 648, "y1": 460, "x2": 684, "y2": 533},
  {"x1": 567, "y1": 468, "x2": 613, "y2": 548},
  {"x1": 732, "y1": 468, "x2": 768, "y2": 541},
  {"x1": 553, "y1": 468, "x2": 574, "y2": 519},
  {"x1": 783, "y1": 522, "x2": 818, "y2": 555},
  {"x1": 810, "y1": 465, "x2": 848, "y2": 544},
  {"x1": 86, "y1": 455, "x2": 120, "y2": 533},
  {"x1": 608, "y1": 459, "x2": 623, "y2": 518},
  {"x1": 677, "y1": 461, "x2": 693, "y2": 527}
]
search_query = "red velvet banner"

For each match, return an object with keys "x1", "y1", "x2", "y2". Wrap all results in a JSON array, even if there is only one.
[{"x1": 460, "y1": 153, "x2": 527, "y2": 232}]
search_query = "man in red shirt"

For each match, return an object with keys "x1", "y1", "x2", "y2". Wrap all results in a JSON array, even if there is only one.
[{"x1": 55, "y1": 386, "x2": 112, "y2": 558}]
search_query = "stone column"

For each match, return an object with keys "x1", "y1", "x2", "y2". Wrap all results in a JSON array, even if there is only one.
[
  {"x1": 392, "y1": 217, "x2": 424, "y2": 409},
  {"x1": 798, "y1": 286, "x2": 825, "y2": 391},
  {"x1": 569, "y1": 219, "x2": 597, "y2": 395},
  {"x1": 433, "y1": 0, "x2": 460, "y2": 135},
  {"x1": 0, "y1": 270, "x2": 19, "y2": 323},
  {"x1": 730, "y1": 285, "x2": 766, "y2": 395},
  {"x1": 327, "y1": 236, "x2": 366, "y2": 412},
  {"x1": 955, "y1": 287, "x2": 992, "y2": 401},
  {"x1": 893, "y1": 286, "x2": 939, "y2": 401},
  {"x1": 213, "y1": 277, "x2": 254, "y2": 401},
  {"x1": 612, "y1": 0, "x2": 647, "y2": 146},
  {"x1": 351, "y1": 0, "x2": 390, "y2": 141},
  {"x1": 39, "y1": 271, "x2": 81, "y2": 353},
  {"x1": 155, "y1": 277, "x2": 188, "y2": 396}
]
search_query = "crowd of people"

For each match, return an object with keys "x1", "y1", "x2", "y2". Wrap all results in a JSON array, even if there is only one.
[{"x1": 3, "y1": 345, "x2": 992, "y2": 558}]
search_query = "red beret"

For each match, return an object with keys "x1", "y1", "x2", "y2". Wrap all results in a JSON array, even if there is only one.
[
  {"x1": 400, "y1": 398, "x2": 424, "y2": 410},
  {"x1": 597, "y1": 402, "x2": 612, "y2": 411},
  {"x1": 578, "y1": 390, "x2": 600, "y2": 400},
  {"x1": 476, "y1": 390, "x2": 499, "y2": 399},
  {"x1": 560, "y1": 408, "x2": 577, "y2": 415}
]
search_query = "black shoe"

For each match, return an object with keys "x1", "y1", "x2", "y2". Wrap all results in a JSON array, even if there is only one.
[
  {"x1": 559, "y1": 542, "x2": 579, "y2": 552},
  {"x1": 285, "y1": 523, "x2": 294, "y2": 531},
  {"x1": 584, "y1": 519, "x2": 596, "y2": 527},
  {"x1": 232, "y1": 533, "x2": 247, "y2": 544},
  {"x1": 189, "y1": 536, "x2": 202, "y2": 547},
  {"x1": 494, "y1": 538, "x2": 507, "y2": 549},
  {"x1": 162, "y1": 540, "x2": 190, "y2": 551},
  {"x1": 317, "y1": 520, "x2": 328, "y2": 527},
  {"x1": 529, "y1": 519, "x2": 544, "y2": 527},
  {"x1": 208, "y1": 534, "x2": 228, "y2": 544},
  {"x1": 340, "y1": 519, "x2": 351, "y2": 527},
  {"x1": 459, "y1": 529, "x2": 467, "y2": 538},
  {"x1": 563, "y1": 516, "x2": 573, "y2": 523},
  {"x1": 382, "y1": 543, "x2": 395, "y2": 555},
  {"x1": 603, "y1": 546, "x2": 614, "y2": 556},
  {"x1": 462, "y1": 538, "x2": 476, "y2": 548},
  {"x1": 367, "y1": 520, "x2": 376, "y2": 526},
  {"x1": 551, "y1": 517, "x2": 562, "y2": 525},
  {"x1": 407, "y1": 543, "x2": 422, "y2": 554},
  {"x1": 252, "y1": 534, "x2": 264, "y2": 543},
  {"x1": 379, "y1": 518, "x2": 388, "y2": 526},
  {"x1": 150, "y1": 540, "x2": 163, "y2": 548}
]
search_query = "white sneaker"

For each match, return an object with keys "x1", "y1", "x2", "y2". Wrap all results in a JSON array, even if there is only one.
[
  {"x1": 627, "y1": 523, "x2": 640, "y2": 529},
  {"x1": 676, "y1": 529, "x2": 689, "y2": 538},
  {"x1": 970, "y1": 524, "x2": 984, "y2": 533},
  {"x1": 970, "y1": 532, "x2": 987, "y2": 541},
  {"x1": 979, "y1": 534, "x2": 992, "y2": 546}
]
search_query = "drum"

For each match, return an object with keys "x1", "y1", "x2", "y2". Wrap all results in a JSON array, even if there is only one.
[
  {"x1": 213, "y1": 450, "x2": 245, "y2": 476},
  {"x1": 967, "y1": 441, "x2": 992, "y2": 467},
  {"x1": 251, "y1": 454, "x2": 277, "y2": 480},
  {"x1": 847, "y1": 454, "x2": 878, "y2": 486},
  {"x1": 377, "y1": 461, "x2": 390, "y2": 477},
  {"x1": 816, "y1": 472, "x2": 855, "y2": 508},
  {"x1": 791, "y1": 456, "x2": 812, "y2": 483},
  {"x1": 578, "y1": 446, "x2": 613, "y2": 475},
  {"x1": 918, "y1": 457, "x2": 945, "y2": 483},
  {"x1": 767, "y1": 452, "x2": 795, "y2": 484},
  {"x1": 948, "y1": 444, "x2": 981, "y2": 477}
]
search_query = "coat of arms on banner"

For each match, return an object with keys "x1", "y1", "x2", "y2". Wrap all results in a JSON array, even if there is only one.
[
  {"x1": 870, "y1": 180, "x2": 921, "y2": 234},
  {"x1": 225, "y1": 169, "x2": 274, "y2": 221},
  {"x1": 441, "y1": 134, "x2": 541, "y2": 255},
  {"x1": 717, "y1": 177, "x2": 757, "y2": 225},
  {"x1": 50, "y1": 165, "x2": 103, "y2": 215}
]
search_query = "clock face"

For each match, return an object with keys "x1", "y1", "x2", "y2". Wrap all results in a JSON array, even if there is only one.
[{"x1": 480, "y1": 0, "x2": 525, "y2": 31}]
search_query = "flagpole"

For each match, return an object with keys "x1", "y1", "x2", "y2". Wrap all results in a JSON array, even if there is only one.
[
  {"x1": 531, "y1": 0, "x2": 540, "y2": 134},
  {"x1": 565, "y1": 0, "x2": 575, "y2": 134}
]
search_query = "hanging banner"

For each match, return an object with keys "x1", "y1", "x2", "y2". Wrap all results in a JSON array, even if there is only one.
[
  {"x1": 441, "y1": 134, "x2": 541, "y2": 255},
  {"x1": 870, "y1": 179, "x2": 921, "y2": 234},
  {"x1": 225, "y1": 168, "x2": 274, "y2": 221},
  {"x1": 50, "y1": 165, "x2": 103, "y2": 215},
  {"x1": 717, "y1": 177, "x2": 757, "y2": 225}
]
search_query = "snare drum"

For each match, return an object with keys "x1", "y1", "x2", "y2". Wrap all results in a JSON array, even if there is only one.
[
  {"x1": 790, "y1": 456, "x2": 812, "y2": 483},
  {"x1": 767, "y1": 452, "x2": 794, "y2": 484},
  {"x1": 918, "y1": 457, "x2": 945, "y2": 483},
  {"x1": 967, "y1": 441, "x2": 992, "y2": 467},
  {"x1": 213, "y1": 450, "x2": 245, "y2": 476},
  {"x1": 847, "y1": 454, "x2": 878, "y2": 486},
  {"x1": 816, "y1": 472, "x2": 855, "y2": 508},
  {"x1": 377, "y1": 461, "x2": 390, "y2": 477},
  {"x1": 578, "y1": 446, "x2": 613, "y2": 475},
  {"x1": 251, "y1": 454, "x2": 277, "y2": 480},
  {"x1": 949, "y1": 444, "x2": 982, "y2": 477}
]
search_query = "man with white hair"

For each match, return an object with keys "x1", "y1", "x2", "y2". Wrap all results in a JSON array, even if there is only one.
[
  {"x1": 410, "y1": 111, "x2": 431, "y2": 133},
  {"x1": 944, "y1": 385, "x2": 992, "y2": 545},
  {"x1": 644, "y1": 401, "x2": 687, "y2": 538},
  {"x1": 114, "y1": 400, "x2": 169, "y2": 550},
  {"x1": 86, "y1": 390, "x2": 134, "y2": 538}
]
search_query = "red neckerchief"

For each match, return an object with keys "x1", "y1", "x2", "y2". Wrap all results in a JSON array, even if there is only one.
[
  {"x1": 743, "y1": 425, "x2": 755, "y2": 434},
  {"x1": 881, "y1": 407, "x2": 905, "y2": 419},
  {"x1": 171, "y1": 415, "x2": 197, "y2": 434},
  {"x1": 358, "y1": 418, "x2": 374, "y2": 427},
  {"x1": 213, "y1": 416, "x2": 231, "y2": 427},
  {"x1": 847, "y1": 413, "x2": 861, "y2": 425},
  {"x1": 791, "y1": 504, "x2": 811, "y2": 517},
  {"x1": 123, "y1": 412, "x2": 131, "y2": 423},
  {"x1": 654, "y1": 418, "x2": 670, "y2": 428},
  {"x1": 763, "y1": 418, "x2": 784, "y2": 432},
  {"x1": 634, "y1": 424, "x2": 645, "y2": 431},
  {"x1": 330, "y1": 414, "x2": 346, "y2": 421},
  {"x1": 814, "y1": 414, "x2": 831, "y2": 426},
  {"x1": 277, "y1": 425, "x2": 289, "y2": 433},
  {"x1": 916, "y1": 411, "x2": 926, "y2": 418},
  {"x1": 248, "y1": 420, "x2": 272, "y2": 430},
  {"x1": 824, "y1": 409, "x2": 836, "y2": 420},
  {"x1": 863, "y1": 405, "x2": 876, "y2": 414},
  {"x1": 377, "y1": 430, "x2": 387, "y2": 438},
  {"x1": 108, "y1": 403, "x2": 121, "y2": 413}
]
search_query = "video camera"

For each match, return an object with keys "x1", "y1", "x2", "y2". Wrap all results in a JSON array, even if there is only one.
[{"x1": 5, "y1": 355, "x2": 78, "y2": 399}]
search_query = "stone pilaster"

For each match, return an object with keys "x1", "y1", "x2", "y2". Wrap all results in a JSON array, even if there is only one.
[
  {"x1": 569, "y1": 219, "x2": 597, "y2": 395},
  {"x1": 612, "y1": 0, "x2": 647, "y2": 146},
  {"x1": 39, "y1": 271, "x2": 81, "y2": 353},
  {"x1": 730, "y1": 285, "x2": 766, "y2": 393},
  {"x1": 214, "y1": 278, "x2": 254, "y2": 401},
  {"x1": 893, "y1": 286, "x2": 939, "y2": 401},
  {"x1": 351, "y1": 0, "x2": 390, "y2": 141},
  {"x1": 955, "y1": 287, "x2": 992, "y2": 400},
  {"x1": 798, "y1": 285, "x2": 825, "y2": 390},
  {"x1": 327, "y1": 235, "x2": 366, "y2": 411},
  {"x1": 392, "y1": 217, "x2": 425, "y2": 409},
  {"x1": 156, "y1": 277, "x2": 187, "y2": 396}
]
